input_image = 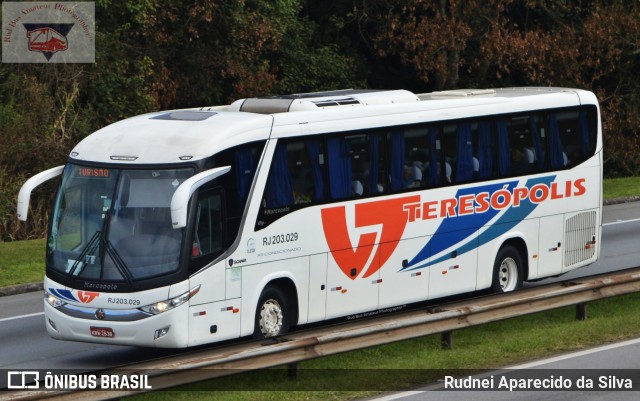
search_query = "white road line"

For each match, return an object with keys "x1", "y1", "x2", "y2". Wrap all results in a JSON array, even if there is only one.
[
  {"x1": 603, "y1": 217, "x2": 640, "y2": 227},
  {"x1": 505, "y1": 336, "x2": 640, "y2": 369},
  {"x1": 370, "y1": 391, "x2": 425, "y2": 401},
  {"x1": 368, "y1": 337, "x2": 640, "y2": 399},
  {"x1": 0, "y1": 312, "x2": 44, "y2": 323}
]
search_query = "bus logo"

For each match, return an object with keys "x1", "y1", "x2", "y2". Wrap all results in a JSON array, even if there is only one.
[
  {"x1": 23, "y1": 23, "x2": 74, "y2": 61},
  {"x1": 321, "y1": 177, "x2": 588, "y2": 279},
  {"x1": 27, "y1": 27, "x2": 67, "y2": 52},
  {"x1": 321, "y1": 195, "x2": 420, "y2": 280},
  {"x1": 78, "y1": 291, "x2": 99, "y2": 303}
]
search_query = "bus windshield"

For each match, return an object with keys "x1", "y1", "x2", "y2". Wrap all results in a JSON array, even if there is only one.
[{"x1": 47, "y1": 164, "x2": 194, "y2": 282}]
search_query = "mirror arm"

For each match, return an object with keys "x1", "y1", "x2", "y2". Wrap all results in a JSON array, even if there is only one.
[
  {"x1": 170, "y1": 166, "x2": 231, "y2": 229},
  {"x1": 17, "y1": 165, "x2": 65, "y2": 221}
]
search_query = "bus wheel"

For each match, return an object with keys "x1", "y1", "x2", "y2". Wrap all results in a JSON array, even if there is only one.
[
  {"x1": 254, "y1": 286, "x2": 290, "y2": 339},
  {"x1": 491, "y1": 245, "x2": 523, "y2": 293}
]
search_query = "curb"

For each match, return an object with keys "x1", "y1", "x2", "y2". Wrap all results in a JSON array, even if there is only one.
[
  {"x1": 0, "y1": 281, "x2": 43, "y2": 297},
  {"x1": 1, "y1": 197, "x2": 638, "y2": 298},
  {"x1": 603, "y1": 195, "x2": 640, "y2": 206}
]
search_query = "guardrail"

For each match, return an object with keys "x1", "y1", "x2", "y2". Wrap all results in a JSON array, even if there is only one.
[{"x1": 4, "y1": 267, "x2": 640, "y2": 401}]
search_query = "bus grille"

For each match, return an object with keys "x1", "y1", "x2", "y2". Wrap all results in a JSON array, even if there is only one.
[{"x1": 564, "y1": 211, "x2": 597, "y2": 267}]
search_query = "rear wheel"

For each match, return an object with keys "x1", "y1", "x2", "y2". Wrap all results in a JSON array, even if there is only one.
[
  {"x1": 491, "y1": 245, "x2": 524, "y2": 293},
  {"x1": 253, "y1": 286, "x2": 290, "y2": 339}
]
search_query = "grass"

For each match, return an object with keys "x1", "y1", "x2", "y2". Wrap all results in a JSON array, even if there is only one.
[
  {"x1": 603, "y1": 176, "x2": 640, "y2": 200},
  {"x1": 129, "y1": 293, "x2": 640, "y2": 400},
  {"x1": 0, "y1": 238, "x2": 45, "y2": 287}
]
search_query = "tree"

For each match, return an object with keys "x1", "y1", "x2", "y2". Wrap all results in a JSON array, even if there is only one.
[{"x1": 365, "y1": 0, "x2": 640, "y2": 176}]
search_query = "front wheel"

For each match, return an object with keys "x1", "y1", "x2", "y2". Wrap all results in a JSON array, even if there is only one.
[
  {"x1": 491, "y1": 245, "x2": 524, "y2": 293},
  {"x1": 253, "y1": 286, "x2": 290, "y2": 339}
]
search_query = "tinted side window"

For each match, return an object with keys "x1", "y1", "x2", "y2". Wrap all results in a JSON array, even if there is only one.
[
  {"x1": 192, "y1": 188, "x2": 224, "y2": 258},
  {"x1": 191, "y1": 142, "x2": 264, "y2": 270},
  {"x1": 254, "y1": 105, "x2": 598, "y2": 230}
]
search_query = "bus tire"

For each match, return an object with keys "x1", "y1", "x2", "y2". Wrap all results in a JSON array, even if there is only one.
[
  {"x1": 491, "y1": 245, "x2": 523, "y2": 293},
  {"x1": 253, "y1": 285, "x2": 290, "y2": 339}
]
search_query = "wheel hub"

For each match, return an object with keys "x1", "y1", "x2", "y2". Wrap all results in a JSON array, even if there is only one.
[
  {"x1": 259, "y1": 299, "x2": 283, "y2": 337},
  {"x1": 499, "y1": 257, "x2": 518, "y2": 291}
]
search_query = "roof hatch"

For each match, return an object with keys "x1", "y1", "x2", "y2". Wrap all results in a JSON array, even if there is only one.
[
  {"x1": 151, "y1": 111, "x2": 217, "y2": 121},
  {"x1": 420, "y1": 89, "x2": 496, "y2": 100}
]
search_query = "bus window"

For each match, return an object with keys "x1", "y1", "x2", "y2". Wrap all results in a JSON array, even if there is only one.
[
  {"x1": 424, "y1": 127, "x2": 447, "y2": 186},
  {"x1": 475, "y1": 120, "x2": 494, "y2": 179},
  {"x1": 288, "y1": 139, "x2": 326, "y2": 204},
  {"x1": 345, "y1": 134, "x2": 368, "y2": 197},
  {"x1": 548, "y1": 113, "x2": 567, "y2": 169},
  {"x1": 264, "y1": 144, "x2": 294, "y2": 208},
  {"x1": 403, "y1": 128, "x2": 427, "y2": 189},
  {"x1": 527, "y1": 114, "x2": 546, "y2": 172},
  {"x1": 190, "y1": 187, "x2": 225, "y2": 272},
  {"x1": 385, "y1": 130, "x2": 404, "y2": 192},
  {"x1": 507, "y1": 116, "x2": 534, "y2": 175},
  {"x1": 264, "y1": 139, "x2": 327, "y2": 209},
  {"x1": 327, "y1": 136, "x2": 352, "y2": 200},
  {"x1": 496, "y1": 119, "x2": 511, "y2": 177},
  {"x1": 192, "y1": 188, "x2": 224, "y2": 258},
  {"x1": 367, "y1": 133, "x2": 386, "y2": 194},
  {"x1": 454, "y1": 122, "x2": 474, "y2": 183},
  {"x1": 340, "y1": 132, "x2": 389, "y2": 196},
  {"x1": 557, "y1": 109, "x2": 584, "y2": 168}
]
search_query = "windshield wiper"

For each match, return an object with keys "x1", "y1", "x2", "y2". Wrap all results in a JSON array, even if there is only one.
[
  {"x1": 64, "y1": 230, "x2": 138, "y2": 290},
  {"x1": 104, "y1": 240, "x2": 139, "y2": 290},
  {"x1": 66, "y1": 231, "x2": 101, "y2": 283}
]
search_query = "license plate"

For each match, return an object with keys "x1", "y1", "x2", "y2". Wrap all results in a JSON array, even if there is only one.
[{"x1": 90, "y1": 326, "x2": 114, "y2": 338}]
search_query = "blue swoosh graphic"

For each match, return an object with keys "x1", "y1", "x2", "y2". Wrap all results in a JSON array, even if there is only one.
[
  {"x1": 404, "y1": 180, "x2": 517, "y2": 269},
  {"x1": 402, "y1": 175, "x2": 555, "y2": 271},
  {"x1": 49, "y1": 288, "x2": 78, "y2": 302}
]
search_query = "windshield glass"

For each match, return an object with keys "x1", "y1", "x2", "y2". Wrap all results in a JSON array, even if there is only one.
[{"x1": 47, "y1": 165, "x2": 194, "y2": 281}]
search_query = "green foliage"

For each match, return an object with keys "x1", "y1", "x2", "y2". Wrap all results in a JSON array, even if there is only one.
[
  {"x1": 362, "y1": 0, "x2": 640, "y2": 176},
  {"x1": 2, "y1": 0, "x2": 640, "y2": 240},
  {"x1": 0, "y1": 0, "x2": 359, "y2": 240}
]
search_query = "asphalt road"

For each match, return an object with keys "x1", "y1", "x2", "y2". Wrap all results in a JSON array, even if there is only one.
[
  {"x1": 1, "y1": 202, "x2": 639, "y2": 380},
  {"x1": 369, "y1": 338, "x2": 640, "y2": 401}
]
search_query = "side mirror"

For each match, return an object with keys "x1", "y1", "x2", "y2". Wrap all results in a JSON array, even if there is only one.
[
  {"x1": 170, "y1": 166, "x2": 231, "y2": 229},
  {"x1": 17, "y1": 165, "x2": 65, "y2": 221}
]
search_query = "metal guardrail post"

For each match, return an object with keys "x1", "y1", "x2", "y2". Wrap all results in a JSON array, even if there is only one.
[
  {"x1": 441, "y1": 331, "x2": 453, "y2": 349},
  {"x1": 576, "y1": 302, "x2": 588, "y2": 321},
  {"x1": 287, "y1": 363, "x2": 299, "y2": 379}
]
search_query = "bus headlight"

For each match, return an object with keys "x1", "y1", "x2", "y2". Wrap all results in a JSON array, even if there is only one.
[
  {"x1": 45, "y1": 291, "x2": 66, "y2": 308},
  {"x1": 139, "y1": 285, "x2": 200, "y2": 315}
]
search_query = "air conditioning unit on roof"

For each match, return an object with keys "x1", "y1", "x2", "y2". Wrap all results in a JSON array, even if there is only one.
[{"x1": 228, "y1": 89, "x2": 420, "y2": 114}]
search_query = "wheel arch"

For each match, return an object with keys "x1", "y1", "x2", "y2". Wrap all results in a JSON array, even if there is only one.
[
  {"x1": 245, "y1": 273, "x2": 300, "y2": 337},
  {"x1": 263, "y1": 277, "x2": 299, "y2": 327}
]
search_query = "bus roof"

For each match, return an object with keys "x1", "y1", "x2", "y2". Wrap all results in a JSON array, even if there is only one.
[
  {"x1": 69, "y1": 87, "x2": 597, "y2": 165},
  {"x1": 69, "y1": 109, "x2": 274, "y2": 164}
]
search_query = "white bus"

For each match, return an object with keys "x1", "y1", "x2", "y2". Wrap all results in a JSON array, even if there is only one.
[{"x1": 18, "y1": 87, "x2": 602, "y2": 348}]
